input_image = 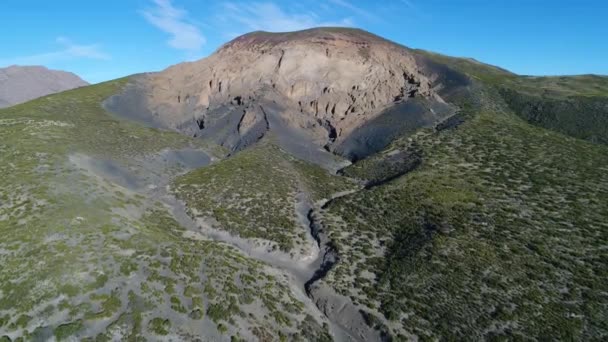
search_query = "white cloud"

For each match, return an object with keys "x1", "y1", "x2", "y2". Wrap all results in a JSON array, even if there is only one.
[
  {"x1": 218, "y1": 2, "x2": 354, "y2": 34},
  {"x1": 328, "y1": 0, "x2": 378, "y2": 21},
  {"x1": 55, "y1": 37, "x2": 110, "y2": 60},
  {"x1": 0, "y1": 37, "x2": 110, "y2": 67},
  {"x1": 142, "y1": 0, "x2": 206, "y2": 51}
]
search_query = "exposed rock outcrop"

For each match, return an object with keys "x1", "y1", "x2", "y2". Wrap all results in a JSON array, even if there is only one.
[{"x1": 106, "y1": 28, "x2": 471, "y2": 162}]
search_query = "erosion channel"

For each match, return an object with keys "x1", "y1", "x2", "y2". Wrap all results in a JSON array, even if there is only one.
[{"x1": 76, "y1": 142, "x2": 376, "y2": 341}]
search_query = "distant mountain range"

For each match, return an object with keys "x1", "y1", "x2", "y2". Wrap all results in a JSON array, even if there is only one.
[{"x1": 0, "y1": 65, "x2": 88, "y2": 108}]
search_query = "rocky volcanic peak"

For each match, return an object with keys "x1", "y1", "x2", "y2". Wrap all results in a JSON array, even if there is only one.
[
  {"x1": 0, "y1": 65, "x2": 88, "y2": 108},
  {"x1": 107, "y1": 28, "x2": 468, "y2": 161}
]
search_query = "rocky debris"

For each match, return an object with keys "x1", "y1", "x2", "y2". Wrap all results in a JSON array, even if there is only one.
[
  {"x1": 308, "y1": 282, "x2": 385, "y2": 342},
  {"x1": 338, "y1": 144, "x2": 423, "y2": 188},
  {"x1": 435, "y1": 112, "x2": 465, "y2": 131},
  {"x1": 333, "y1": 98, "x2": 454, "y2": 161},
  {"x1": 100, "y1": 28, "x2": 476, "y2": 340},
  {"x1": 305, "y1": 231, "x2": 364, "y2": 342},
  {"x1": 0, "y1": 65, "x2": 88, "y2": 108},
  {"x1": 106, "y1": 28, "x2": 470, "y2": 162},
  {"x1": 301, "y1": 191, "x2": 392, "y2": 341}
]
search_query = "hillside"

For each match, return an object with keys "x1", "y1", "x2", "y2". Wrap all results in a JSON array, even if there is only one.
[
  {"x1": 1, "y1": 28, "x2": 607, "y2": 341},
  {"x1": 105, "y1": 28, "x2": 468, "y2": 164},
  {"x1": 0, "y1": 65, "x2": 88, "y2": 108},
  {"x1": 0, "y1": 80, "x2": 334, "y2": 341},
  {"x1": 418, "y1": 51, "x2": 608, "y2": 144}
]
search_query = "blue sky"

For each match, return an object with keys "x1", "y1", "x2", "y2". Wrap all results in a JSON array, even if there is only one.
[{"x1": 1, "y1": 0, "x2": 606, "y2": 83}]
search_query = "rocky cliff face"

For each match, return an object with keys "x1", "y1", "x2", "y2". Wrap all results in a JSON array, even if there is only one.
[
  {"x1": 106, "y1": 28, "x2": 470, "y2": 162},
  {"x1": 0, "y1": 65, "x2": 88, "y2": 108}
]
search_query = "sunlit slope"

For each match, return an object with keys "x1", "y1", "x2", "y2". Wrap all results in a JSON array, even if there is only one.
[
  {"x1": 320, "y1": 87, "x2": 608, "y2": 339},
  {"x1": 0, "y1": 81, "x2": 331, "y2": 341},
  {"x1": 418, "y1": 50, "x2": 608, "y2": 145}
]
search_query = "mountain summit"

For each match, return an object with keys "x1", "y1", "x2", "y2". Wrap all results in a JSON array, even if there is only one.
[
  {"x1": 0, "y1": 65, "x2": 88, "y2": 108},
  {"x1": 106, "y1": 28, "x2": 471, "y2": 164}
]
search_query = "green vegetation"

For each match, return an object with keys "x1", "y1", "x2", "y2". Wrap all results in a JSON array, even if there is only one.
[
  {"x1": 420, "y1": 49, "x2": 608, "y2": 145},
  {"x1": 54, "y1": 320, "x2": 83, "y2": 340},
  {"x1": 321, "y1": 88, "x2": 608, "y2": 339},
  {"x1": 173, "y1": 139, "x2": 355, "y2": 252},
  {"x1": 500, "y1": 87, "x2": 608, "y2": 144},
  {"x1": 2, "y1": 34, "x2": 606, "y2": 341},
  {"x1": 415, "y1": 49, "x2": 516, "y2": 84},
  {"x1": 501, "y1": 74, "x2": 608, "y2": 98},
  {"x1": 148, "y1": 317, "x2": 171, "y2": 335},
  {"x1": 339, "y1": 140, "x2": 421, "y2": 186},
  {"x1": 0, "y1": 80, "x2": 329, "y2": 340}
]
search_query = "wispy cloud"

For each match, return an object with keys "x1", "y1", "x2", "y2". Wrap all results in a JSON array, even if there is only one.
[
  {"x1": 142, "y1": 0, "x2": 205, "y2": 51},
  {"x1": 399, "y1": 0, "x2": 426, "y2": 18},
  {"x1": 0, "y1": 37, "x2": 110, "y2": 66},
  {"x1": 55, "y1": 37, "x2": 110, "y2": 60},
  {"x1": 218, "y1": 2, "x2": 354, "y2": 36},
  {"x1": 328, "y1": 0, "x2": 378, "y2": 21}
]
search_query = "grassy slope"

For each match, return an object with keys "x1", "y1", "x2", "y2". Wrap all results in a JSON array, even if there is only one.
[
  {"x1": 419, "y1": 50, "x2": 608, "y2": 145},
  {"x1": 2, "y1": 46, "x2": 606, "y2": 341},
  {"x1": 499, "y1": 85, "x2": 608, "y2": 145},
  {"x1": 152, "y1": 51, "x2": 608, "y2": 339},
  {"x1": 173, "y1": 138, "x2": 356, "y2": 253},
  {"x1": 0, "y1": 81, "x2": 328, "y2": 340},
  {"x1": 320, "y1": 86, "x2": 608, "y2": 339}
]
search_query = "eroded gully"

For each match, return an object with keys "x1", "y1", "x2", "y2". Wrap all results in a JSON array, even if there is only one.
[{"x1": 135, "y1": 159, "x2": 363, "y2": 341}]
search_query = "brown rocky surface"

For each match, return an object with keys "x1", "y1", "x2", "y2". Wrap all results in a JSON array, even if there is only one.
[
  {"x1": 0, "y1": 65, "x2": 88, "y2": 108},
  {"x1": 106, "y1": 28, "x2": 470, "y2": 162}
]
